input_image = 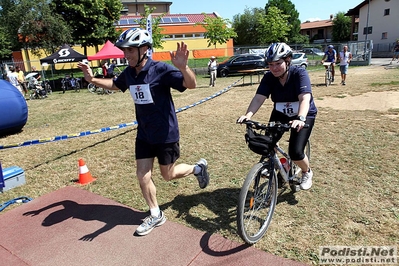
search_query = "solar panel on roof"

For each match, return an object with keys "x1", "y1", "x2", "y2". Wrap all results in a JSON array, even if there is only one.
[{"x1": 162, "y1": 17, "x2": 172, "y2": 23}]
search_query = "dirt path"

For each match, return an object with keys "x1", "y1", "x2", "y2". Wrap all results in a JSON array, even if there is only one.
[
  {"x1": 315, "y1": 91, "x2": 399, "y2": 111},
  {"x1": 308, "y1": 63, "x2": 399, "y2": 112}
]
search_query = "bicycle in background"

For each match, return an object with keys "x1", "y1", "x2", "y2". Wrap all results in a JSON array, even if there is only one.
[
  {"x1": 236, "y1": 120, "x2": 310, "y2": 245},
  {"x1": 87, "y1": 69, "x2": 116, "y2": 95},
  {"x1": 61, "y1": 74, "x2": 81, "y2": 93},
  {"x1": 323, "y1": 62, "x2": 333, "y2": 86}
]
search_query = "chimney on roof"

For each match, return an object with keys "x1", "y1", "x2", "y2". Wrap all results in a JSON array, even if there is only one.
[{"x1": 330, "y1": 14, "x2": 333, "y2": 20}]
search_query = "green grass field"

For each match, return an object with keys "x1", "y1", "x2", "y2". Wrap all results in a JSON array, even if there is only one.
[{"x1": 1, "y1": 65, "x2": 398, "y2": 264}]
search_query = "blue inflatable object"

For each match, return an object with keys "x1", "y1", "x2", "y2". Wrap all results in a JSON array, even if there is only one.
[{"x1": 0, "y1": 79, "x2": 28, "y2": 136}]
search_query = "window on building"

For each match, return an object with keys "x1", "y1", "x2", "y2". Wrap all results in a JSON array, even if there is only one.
[
  {"x1": 317, "y1": 29, "x2": 324, "y2": 39},
  {"x1": 382, "y1": 32, "x2": 388, "y2": 39},
  {"x1": 119, "y1": 19, "x2": 129, "y2": 25},
  {"x1": 363, "y1": 26, "x2": 372, "y2": 35},
  {"x1": 384, "y1": 9, "x2": 390, "y2": 16},
  {"x1": 128, "y1": 19, "x2": 139, "y2": 24}
]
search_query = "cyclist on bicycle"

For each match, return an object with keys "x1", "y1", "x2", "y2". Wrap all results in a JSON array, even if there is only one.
[
  {"x1": 321, "y1": 44, "x2": 337, "y2": 82},
  {"x1": 237, "y1": 42, "x2": 317, "y2": 190}
]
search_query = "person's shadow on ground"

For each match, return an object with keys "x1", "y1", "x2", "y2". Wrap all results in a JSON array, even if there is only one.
[
  {"x1": 23, "y1": 200, "x2": 147, "y2": 241},
  {"x1": 160, "y1": 188, "x2": 239, "y2": 234}
]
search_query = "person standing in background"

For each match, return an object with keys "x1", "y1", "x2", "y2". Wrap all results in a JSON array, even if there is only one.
[
  {"x1": 31, "y1": 66, "x2": 41, "y2": 81},
  {"x1": 107, "y1": 59, "x2": 121, "y2": 78},
  {"x1": 6, "y1": 66, "x2": 23, "y2": 95},
  {"x1": 338, "y1": 46, "x2": 352, "y2": 86},
  {"x1": 390, "y1": 40, "x2": 399, "y2": 64},
  {"x1": 207, "y1": 56, "x2": 217, "y2": 87},
  {"x1": 15, "y1": 66, "x2": 27, "y2": 96}
]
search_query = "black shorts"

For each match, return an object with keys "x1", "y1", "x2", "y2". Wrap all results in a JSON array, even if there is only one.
[
  {"x1": 135, "y1": 138, "x2": 180, "y2": 165},
  {"x1": 269, "y1": 110, "x2": 315, "y2": 161}
]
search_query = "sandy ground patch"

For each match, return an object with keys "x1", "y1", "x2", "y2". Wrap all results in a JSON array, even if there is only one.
[
  {"x1": 307, "y1": 63, "x2": 399, "y2": 112},
  {"x1": 315, "y1": 91, "x2": 399, "y2": 111}
]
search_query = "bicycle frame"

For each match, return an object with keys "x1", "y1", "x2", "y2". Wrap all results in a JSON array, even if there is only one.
[{"x1": 258, "y1": 142, "x2": 301, "y2": 191}]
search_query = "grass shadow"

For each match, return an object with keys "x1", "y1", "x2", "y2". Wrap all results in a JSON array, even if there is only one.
[{"x1": 160, "y1": 187, "x2": 240, "y2": 234}]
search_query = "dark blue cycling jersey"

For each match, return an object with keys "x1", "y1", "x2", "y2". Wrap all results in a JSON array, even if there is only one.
[
  {"x1": 324, "y1": 49, "x2": 337, "y2": 62},
  {"x1": 114, "y1": 59, "x2": 186, "y2": 144},
  {"x1": 256, "y1": 66, "x2": 317, "y2": 118}
]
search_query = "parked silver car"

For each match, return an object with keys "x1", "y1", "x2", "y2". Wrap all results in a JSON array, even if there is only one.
[{"x1": 291, "y1": 52, "x2": 308, "y2": 69}]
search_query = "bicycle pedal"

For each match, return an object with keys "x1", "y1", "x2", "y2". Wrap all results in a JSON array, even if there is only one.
[{"x1": 289, "y1": 180, "x2": 302, "y2": 192}]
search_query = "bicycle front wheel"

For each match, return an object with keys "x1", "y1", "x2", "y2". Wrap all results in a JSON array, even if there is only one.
[
  {"x1": 325, "y1": 71, "x2": 330, "y2": 86},
  {"x1": 237, "y1": 162, "x2": 278, "y2": 245},
  {"x1": 87, "y1": 83, "x2": 96, "y2": 93}
]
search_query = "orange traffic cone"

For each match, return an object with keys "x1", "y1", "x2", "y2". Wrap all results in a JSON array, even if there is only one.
[{"x1": 77, "y1": 159, "x2": 96, "y2": 185}]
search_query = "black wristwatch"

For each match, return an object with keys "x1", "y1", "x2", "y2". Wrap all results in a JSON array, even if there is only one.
[{"x1": 297, "y1": 115, "x2": 306, "y2": 122}]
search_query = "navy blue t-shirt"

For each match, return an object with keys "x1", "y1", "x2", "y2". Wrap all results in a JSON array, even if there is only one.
[
  {"x1": 256, "y1": 66, "x2": 317, "y2": 118},
  {"x1": 114, "y1": 59, "x2": 186, "y2": 144}
]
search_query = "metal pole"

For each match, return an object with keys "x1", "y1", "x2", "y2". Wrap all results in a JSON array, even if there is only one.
[{"x1": 364, "y1": 0, "x2": 370, "y2": 59}]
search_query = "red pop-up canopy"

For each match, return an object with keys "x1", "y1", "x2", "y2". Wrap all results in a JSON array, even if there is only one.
[{"x1": 88, "y1": 40, "x2": 125, "y2": 60}]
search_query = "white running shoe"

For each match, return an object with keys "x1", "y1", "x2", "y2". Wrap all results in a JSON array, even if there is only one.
[
  {"x1": 135, "y1": 211, "x2": 166, "y2": 236},
  {"x1": 300, "y1": 169, "x2": 313, "y2": 190}
]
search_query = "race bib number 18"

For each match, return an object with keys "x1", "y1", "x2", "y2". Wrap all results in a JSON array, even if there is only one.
[
  {"x1": 129, "y1": 84, "x2": 153, "y2": 104},
  {"x1": 275, "y1": 101, "x2": 299, "y2": 117}
]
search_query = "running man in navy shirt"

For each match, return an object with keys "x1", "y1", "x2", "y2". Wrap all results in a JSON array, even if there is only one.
[
  {"x1": 238, "y1": 43, "x2": 317, "y2": 190},
  {"x1": 78, "y1": 28, "x2": 210, "y2": 236},
  {"x1": 321, "y1": 44, "x2": 337, "y2": 82}
]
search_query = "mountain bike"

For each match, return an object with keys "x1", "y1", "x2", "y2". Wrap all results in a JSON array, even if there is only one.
[
  {"x1": 87, "y1": 82, "x2": 114, "y2": 95},
  {"x1": 61, "y1": 75, "x2": 81, "y2": 93},
  {"x1": 236, "y1": 120, "x2": 310, "y2": 245},
  {"x1": 323, "y1": 62, "x2": 333, "y2": 86},
  {"x1": 87, "y1": 71, "x2": 114, "y2": 95}
]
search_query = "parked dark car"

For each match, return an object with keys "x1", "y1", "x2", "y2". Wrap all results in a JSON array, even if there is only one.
[
  {"x1": 217, "y1": 54, "x2": 267, "y2": 77},
  {"x1": 301, "y1": 47, "x2": 324, "y2": 56}
]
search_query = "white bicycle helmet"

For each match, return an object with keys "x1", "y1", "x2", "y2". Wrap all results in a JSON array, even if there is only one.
[
  {"x1": 265, "y1": 43, "x2": 292, "y2": 63},
  {"x1": 115, "y1": 28, "x2": 152, "y2": 48}
]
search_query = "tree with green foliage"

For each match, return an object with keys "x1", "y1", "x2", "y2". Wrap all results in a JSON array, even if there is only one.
[
  {"x1": 0, "y1": 26, "x2": 13, "y2": 59},
  {"x1": 0, "y1": 0, "x2": 72, "y2": 57},
  {"x1": 332, "y1": 12, "x2": 351, "y2": 42},
  {"x1": 197, "y1": 13, "x2": 237, "y2": 48},
  {"x1": 265, "y1": 0, "x2": 302, "y2": 44},
  {"x1": 258, "y1": 6, "x2": 291, "y2": 44},
  {"x1": 232, "y1": 7, "x2": 264, "y2": 46},
  {"x1": 52, "y1": 0, "x2": 123, "y2": 53},
  {"x1": 138, "y1": 5, "x2": 165, "y2": 50}
]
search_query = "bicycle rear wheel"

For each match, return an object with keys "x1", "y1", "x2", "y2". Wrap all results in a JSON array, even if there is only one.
[
  {"x1": 74, "y1": 81, "x2": 81, "y2": 93},
  {"x1": 237, "y1": 162, "x2": 278, "y2": 245}
]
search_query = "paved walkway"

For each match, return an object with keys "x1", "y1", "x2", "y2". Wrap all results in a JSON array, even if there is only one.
[{"x1": 0, "y1": 186, "x2": 307, "y2": 266}]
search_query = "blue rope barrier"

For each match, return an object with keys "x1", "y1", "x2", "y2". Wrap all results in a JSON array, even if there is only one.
[
  {"x1": 0, "y1": 78, "x2": 242, "y2": 150},
  {"x1": 0, "y1": 196, "x2": 32, "y2": 212}
]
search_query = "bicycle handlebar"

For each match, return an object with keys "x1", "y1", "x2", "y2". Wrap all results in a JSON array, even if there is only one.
[{"x1": 237, "y1": 119, "x2": 309, "y2": 131}]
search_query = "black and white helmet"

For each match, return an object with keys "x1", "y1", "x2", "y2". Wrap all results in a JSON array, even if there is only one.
[
  {"x1": 115, "y1": 28, "x2": 152, "y2": 48},
  {"x1": 265, "y1": 43, "x2": 292, "y2": 63}
]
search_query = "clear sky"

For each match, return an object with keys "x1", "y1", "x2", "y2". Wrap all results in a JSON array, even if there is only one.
[{"x1": 169, "y1": 0, "x2": 362, "y2": 23}]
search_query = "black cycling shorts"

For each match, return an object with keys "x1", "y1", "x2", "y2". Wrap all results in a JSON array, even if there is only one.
[{"x1": 135, "y1": 138, "x2": 180, "y2": 165}]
